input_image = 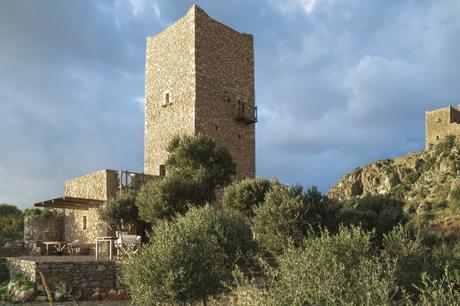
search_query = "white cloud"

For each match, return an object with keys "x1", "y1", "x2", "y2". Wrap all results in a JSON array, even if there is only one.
[{"x1": 272, "y1": 0, "x2": 319, "y2": 14}]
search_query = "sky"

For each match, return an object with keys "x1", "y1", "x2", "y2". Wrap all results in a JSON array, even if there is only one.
[{"x1": 1, "y1": 0, "x2": 460, "y2": 209}]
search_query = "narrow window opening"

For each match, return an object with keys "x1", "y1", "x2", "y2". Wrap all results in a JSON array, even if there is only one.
[
  {"x1": 215, "y1": 125, "x2": 219, "y2": 131},
  {"x1": 165, "y1": 93, "x2": 170, "y2": 105},
  {"x1": 159, "y1": 164, "x2": 166, "y2": 177},
  {"x1": 436, "y1": 135, "x2": 440, "y2": 140},
  {"x1": 437, "y1": 118, "x2": 442, "y2": 123},
  {"x1": 83, "y1": 216, "x2": 87, "y2": 231}
]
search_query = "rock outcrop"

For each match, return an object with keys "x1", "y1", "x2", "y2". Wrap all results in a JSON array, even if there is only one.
[{"x1": 328, "y1": 136, "x2": 460, "y2": 206}]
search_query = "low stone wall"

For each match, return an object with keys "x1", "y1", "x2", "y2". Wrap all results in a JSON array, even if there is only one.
[{"x1": 5, "y1": 256, "x2": 128, "y2": 300}]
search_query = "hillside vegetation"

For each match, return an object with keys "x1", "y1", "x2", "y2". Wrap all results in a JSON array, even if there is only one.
[{"x1": 328, "y1": 135, "x2": 460, "y2": 234}]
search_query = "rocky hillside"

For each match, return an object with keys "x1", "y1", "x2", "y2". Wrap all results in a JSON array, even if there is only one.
[{"x1": 328, "y1": 136, "x2": 460, "y2": 213}]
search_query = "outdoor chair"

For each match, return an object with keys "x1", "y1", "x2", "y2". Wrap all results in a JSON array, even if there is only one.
[
  {"x1": 66, "y1": 239, "x2": 81, "y2": 255},
  {"x1": 114, "y1": 234, "x2": 142, "y2": 259}
]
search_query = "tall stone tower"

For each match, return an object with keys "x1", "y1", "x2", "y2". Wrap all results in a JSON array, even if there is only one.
[{"x1": 144, "y1": 5, "x2": 256, "y2": 180}]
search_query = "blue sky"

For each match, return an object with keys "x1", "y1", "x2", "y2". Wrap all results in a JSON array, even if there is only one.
[{"x1": 1, "y1": 0, "x2": 460, "y2": 209}]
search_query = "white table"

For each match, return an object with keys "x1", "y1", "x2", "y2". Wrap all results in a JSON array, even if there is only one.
[
  {"x1": 95, "y1": 236, "x2": 116, "y2": 260},
  {"x1": 42, "y1": 241, "x2": 67, "y2": 255}
]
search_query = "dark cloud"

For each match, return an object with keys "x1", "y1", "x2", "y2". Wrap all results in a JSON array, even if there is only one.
[{"x1": 0, "y1": 0, "x2": 459, "y2": 209}]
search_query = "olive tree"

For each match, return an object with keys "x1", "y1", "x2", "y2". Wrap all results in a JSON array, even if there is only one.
[
  {"x1": 122, "y1": 205, "x2": 254, "y2": 304},
  {"x1": 136, "y1": 135, "x2": 236, "y2": 223}
]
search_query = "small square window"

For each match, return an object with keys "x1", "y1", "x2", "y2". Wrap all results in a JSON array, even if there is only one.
[{"x1": 437, "y1": 118, "x2": 442, "y2": 123}]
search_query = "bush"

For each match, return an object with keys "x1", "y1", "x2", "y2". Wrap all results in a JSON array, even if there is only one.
[
  {"x1": 235, "y1": 226, "x2": 403, "y2": 305},
  {"x1": 54, "y1": 281, "x2": 79, "y2": 301},
  {"x1": 136, "y1": 175, "x2": 210, "y2": 222},
  {"x1": 222, "y1": 177, "x2": 273, "y2": 218},
  {"x1": 415, "y1": 267, "x2": 460, "y2": 305},
  {"x1": 382, "y1": 225, "x2": 430, "y2": 296},
  {"x1": 338, "y1": 195, "x2": 405, "y2": 238},
  {"x1": 252, "y1": 184, "x2": 331, "y2": 255},
  {"x1": 24, "y1": 208, "x2": 53, "y2": 219},
  {"x1": 6, "y1": 274, "x2": 35, "y2": 303},
  {"x1": 136, "y1": 135, "x2": 236, "y2": 223},
  {"x1": 98, "y1": 190, "x2": 138, "y2": 229},
  {"x1": 252, "y1": 184, "x2": 305, "y2": 255},
  {"x1": 123, "y1": 205, "x2": 254, "y2": 304}
]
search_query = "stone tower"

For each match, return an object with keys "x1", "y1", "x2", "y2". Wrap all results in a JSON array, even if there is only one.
[
  {"x1": 144, "y1": 5, "x2": 256, "y2": 180},
  {"x1": 425, "y1": 105, "x2": 460, "y2": 149}
]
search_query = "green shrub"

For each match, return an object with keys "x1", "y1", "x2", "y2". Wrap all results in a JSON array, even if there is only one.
[
  {"x1": 338, "y1": 195, "x2": 405, "y2": 238},
  {"x1": 415, "y1": 267, "x2": 460, "y2": 305},
  {"x1": 235, "y1": 226, "x2": 404, "y2": 305},
  {"x1": 24, "y1": 208, "x2": 54, "y2": 219},
  {"x1": 123, "y1": 205, "x2": 254, "y2": 304},
  {"x1": 54, "y1": 281, "x2": 79, "y2": 301},
  {"x1": 434, "y1": 135, "x2": 456, "y2": 156},
  {"x1": 405, "y1": 171, "x2": 420, "y2": 184},
  {"x1": 222, "y1": 177, "x2": 273, "y2": 218},
  {"x1": 6, "y1": 274, "x2": 35, "y2": 303},
  {"x1": 252, "y1": 184, "x2": 329, "y2": 255},
  {"x1": 388, "y1": 171, "x2": 400, "y2": 186},
  {"x1": 382, "y1": 225, "x2": 430, "y2": 296},
  {"x1": 98, "y1": 190, "x2": 138, "y2": 230},
  {"x1": 136, "y1": 135, "x2": 236, "y2": 223}
]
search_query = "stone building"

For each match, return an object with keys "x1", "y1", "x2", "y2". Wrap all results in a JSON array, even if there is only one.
[
  {"x1": 144, "y1": 4, "x2": 257, "y2": 180},
  {"x1": 29, "y1": 5, "x2": 257, "y2": 246},
  {"x1": 426, "y1": 105, "x2": 460, "y2": 149}
]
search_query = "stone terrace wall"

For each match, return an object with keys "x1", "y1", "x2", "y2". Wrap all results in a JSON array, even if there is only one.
[
  {"x1": 6, "y1": 257, "x2": 128, "y2": 300},
  {"x1": 64, "y1": 170, "x2": 119, "y2": 201}
]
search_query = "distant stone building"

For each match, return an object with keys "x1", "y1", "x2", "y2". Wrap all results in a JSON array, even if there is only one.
[
  {"x1": 426, "y1": 105, "x2": 460, "y2": 149},
  {"x1": 29, "y1": 5, "x2": 257, "y2": 247},
  {"x1": 144, "y1": 5, "x2": 257, "y2": 180}
]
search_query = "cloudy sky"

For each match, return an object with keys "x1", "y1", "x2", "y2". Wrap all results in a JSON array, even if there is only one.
[{"x1": 1, "y1": 0, "x2": 460, "y2": 209}]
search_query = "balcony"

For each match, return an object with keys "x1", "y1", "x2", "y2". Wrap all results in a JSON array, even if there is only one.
[{"x1": 234, "y1": 101, "x2": 257, "y2": 124}]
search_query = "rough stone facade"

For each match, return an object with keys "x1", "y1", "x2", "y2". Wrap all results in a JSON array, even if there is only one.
[
  {"x1": 64, "y1": 169, "x2": 119, "y2": 201},
  {"x1": 426, "y1": 105, "x2": 460, "y2": 149},
  {"x1": 144, "y1": 5, "x2": 256, "y2": 180},
  {"x1": 23, "y1": 215, "x2": 64, "y2": 248},
  {"x1": 5, "y1": 256, "x2": 128, "y2": 300}
]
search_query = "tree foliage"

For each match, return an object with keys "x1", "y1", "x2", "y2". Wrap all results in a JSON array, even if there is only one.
[
  {"x1": 137, "y1": 135, "x2": 236, "y2": 223},
  {"x1": 98, "y1": 190, "x2": 138, "y2": 229},
  {"x1": 252, "y1": 184, "x2": 330, "y2": 255},
  {"x1": 0, "y1": 204, "x2": 23, "y2": 239},
  {"x1": 338, "y1": 195, "x2": 405, "y2": 238},
  {"x1": 235, "y1": 226, "x2": 403, "y2": 305},
  {"x1": 222, "y1": 177, "x2": 273, "y2": 218},
  {"x1": 122, "y1": 205, "x2": 254, "y2": 304}
]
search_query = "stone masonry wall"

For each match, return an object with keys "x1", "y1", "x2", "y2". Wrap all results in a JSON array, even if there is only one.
[
  {"x1": 6, "y1": 257, "x2": 128, "y2": 300},
  {"x1": 59, "y1": 207, "x2": 112, "y2": 245},
  {"x1": 195, "y1": 6, "x2": 256, "y2": 180},
  {"x1": 23, "y1": 215, "x2": 64, "y2": 247},
  {"x1": 426, "y1": 106, "x2": 460, "y2": 149},
  {"x1": 64, "y1": 170, "x2": 119, "y2": 201},
  {"x1": 144, "y1": 6, "x2": 196, "y2": 175},
  {"x1": 144, "y1": 5, "x2": 256, "y2": 180}
]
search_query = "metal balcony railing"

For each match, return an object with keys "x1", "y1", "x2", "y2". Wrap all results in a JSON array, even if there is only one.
[{"x1": 234, "y1": 101, "x2": 257, "y2": 124}]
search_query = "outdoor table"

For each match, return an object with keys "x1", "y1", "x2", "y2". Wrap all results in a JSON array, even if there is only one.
[
  {"x1": 95, "y1": 236, "x2": 117, "y2": 260},
  {"x1": 42, "y1": 241, "x2": 67, "y2": 255}
]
